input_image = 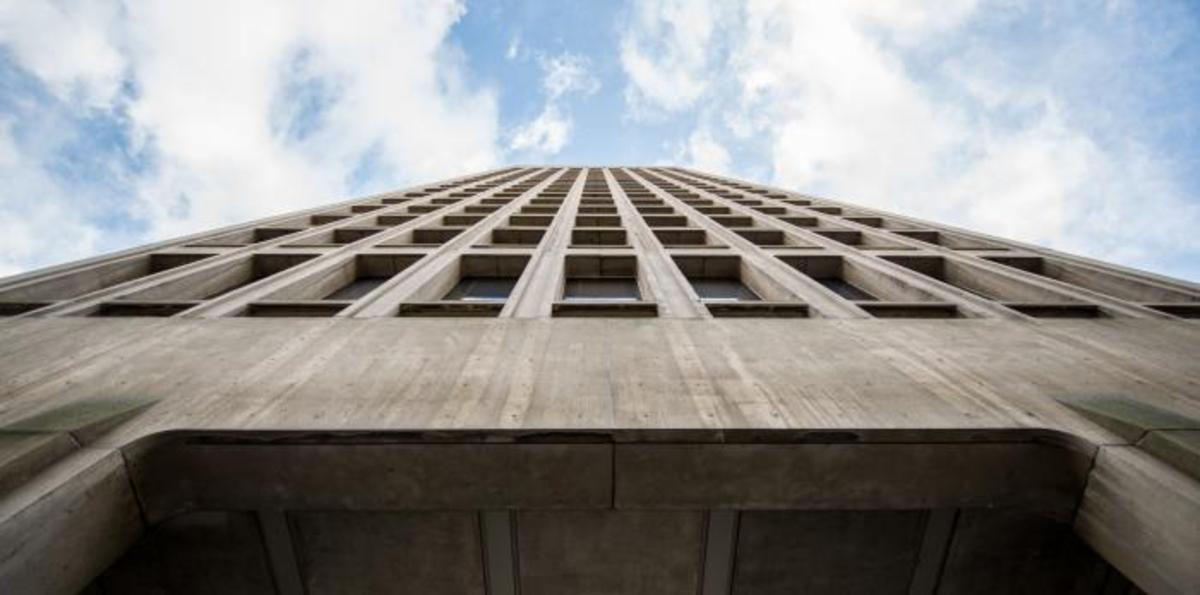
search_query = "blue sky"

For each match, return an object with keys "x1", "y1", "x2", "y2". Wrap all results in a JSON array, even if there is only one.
[{"x1": 1, "y1": 0, "x2": 1199, "y2": 281}]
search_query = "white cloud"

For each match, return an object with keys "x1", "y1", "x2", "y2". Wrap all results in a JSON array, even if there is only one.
[
  {"x1": 541, "y1": 53, "x2": 600, "y2": 99},
  {"x1": 127, "y1": 0, "x2": 501, "y2": 237},
  {"x1": 0, "y1": 115, "x2": 106, "y2": 277},
  {"x1": 3, "y1": 0, "x2": 1196, "y2": 281},
  {"x1": 0, "y1": 0, "x2": 501, "y2": 272},
  {"x1": 0, "y1": 0, "x2": 125, "y2": 107},
  {"x1": 509, "y1": 104, "x2": 571, "y2": 154},
  {"x1": 678, "y1": 127, "x2": 731, "y2": 174},
  {"x1": 731, "y1": 1, "x2": 966, "y2": 213},
  {"x1": 619, "y1": 0, "x2": 1200, "y2": 279},
  {"x1": 619, "y1": 0, "x2": 722, "y2": 116},
  {"x1": 507, "y1": 51, "x2": 598, "y2": 156},
  {"x1": 841, "y1": 0, "x2": 980, "y2": 42}
]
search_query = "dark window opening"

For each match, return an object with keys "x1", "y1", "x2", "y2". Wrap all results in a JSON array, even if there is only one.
[
  {"x1": 817, "y1": 278, "x2": 876, "y2": 301},
  {"x1": 563, "y1": 278, "x2": 640, "y2": 301},
  {"x1": 691, "y1": 279, "x2": 760, "y2": 302},
  {"x1": 443, "y1": 277, "x2": 518, "y2": 301},
  {"x1": 325, "y1": 277, "x2": 388, "y2": 300}
]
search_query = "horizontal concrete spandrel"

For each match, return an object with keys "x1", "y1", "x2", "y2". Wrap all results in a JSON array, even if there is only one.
[
  {"x1": 125, "y1": 439, "x2": 613, "y2": 522},
  {"x1": 0, "y1": 318, "x2": 1196, "y2": 446},
  {"x1": 613, "y1": 442, "x2": 1089, "y2": 516}
]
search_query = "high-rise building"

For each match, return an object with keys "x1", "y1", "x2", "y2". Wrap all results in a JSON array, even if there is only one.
[{"x1": 0, "y1": 166, "x2": 1197, "y2": 594}]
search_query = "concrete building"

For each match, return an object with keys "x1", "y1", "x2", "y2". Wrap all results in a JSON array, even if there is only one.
[{"x1": 0, "y1": 166, "x2": 1197, "y2": 594}]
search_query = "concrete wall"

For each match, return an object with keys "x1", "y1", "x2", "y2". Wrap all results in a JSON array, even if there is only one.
[{"x1": 2, "y1": 164, "x2": 1197, "y2": 593}]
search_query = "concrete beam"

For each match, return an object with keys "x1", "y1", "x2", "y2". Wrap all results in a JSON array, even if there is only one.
[
  {"x1": 1075, "y1": 446, "x2": 1200, "y2": 595},
  {"x1": 0, "y1": 449, "x2": 144, "y2": 594}
]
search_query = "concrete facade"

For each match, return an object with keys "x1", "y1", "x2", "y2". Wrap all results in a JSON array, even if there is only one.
[{"x1": 0, "y1": 166, "x2": 1198, "y2": 594}]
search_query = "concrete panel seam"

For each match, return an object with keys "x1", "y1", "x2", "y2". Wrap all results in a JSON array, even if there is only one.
[
  {"x1": 481, "y1": 510, "x2": 518, "y2": 595},
  {"x1": 1069, "y1": 443, "x2": 1105, "y2": 527},
  {"x1": 114, "y1": 447, "x2": 150, "y2": 529},
  {"x1": 256, "y1": 509, "x2": 305, "y2": 595},
  {"x1": 905, "y1": 508, "x2": 958, "y2": 595},
  {"x1": 700, "y1": 510, "x2": 739, "y2": 595}
]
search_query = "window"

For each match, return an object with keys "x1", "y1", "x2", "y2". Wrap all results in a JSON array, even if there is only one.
[
  {"x1": 815, "y1": 278, "x2": 875, "y2": 301},
  {"x1": 690, "y1": 278, "x2": 760, "y2": 302},
  {"x1": 443, "y1": 277, "x2": 518, "y2": 301},
  {"x1": 779, "y1": 255, "x2": 881, "y2": 302},
  {"x1": 554, "y1": 254, "x2": 656, "y2": 317},
  {"x1": 571, "y1": 228, "x2": 627, "y2": 247},
  {"x1": 670, "y1": 254, "x2": 808, "y2": 318},
  {"x1": 396, "y1": 254, "x2": 528, "y2": 317},
  {"x1": 561, "y1": 255, "x2": 642, "y2": 302},
  {"x1": 563, "y1": 278, "x2": 640, "y2": 301},
  {"x1": 325, "y1": 277, "x2": 388, "y2": 300}
]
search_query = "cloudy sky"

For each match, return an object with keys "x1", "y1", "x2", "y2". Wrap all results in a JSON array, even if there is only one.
[{"x1": 1, "y1": 0, "x2": 1198, "y2": 280}]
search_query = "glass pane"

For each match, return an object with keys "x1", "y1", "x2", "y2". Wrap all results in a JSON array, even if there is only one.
[
  {"x1": 443, "y1": 277, "x2": 517, "y2": 301},
  {"x1": 563, "y1": 278, "x2": 640, "y2": 301},
  {"x1": 817, "y1": 278, "x2": 876, "y2": 301},
  {"x1": 691, "y1": 278, "x2": 760, "y2": 302},
  {"x1": 325, "y1": 277, "x2": 388, "y2": 300}
]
